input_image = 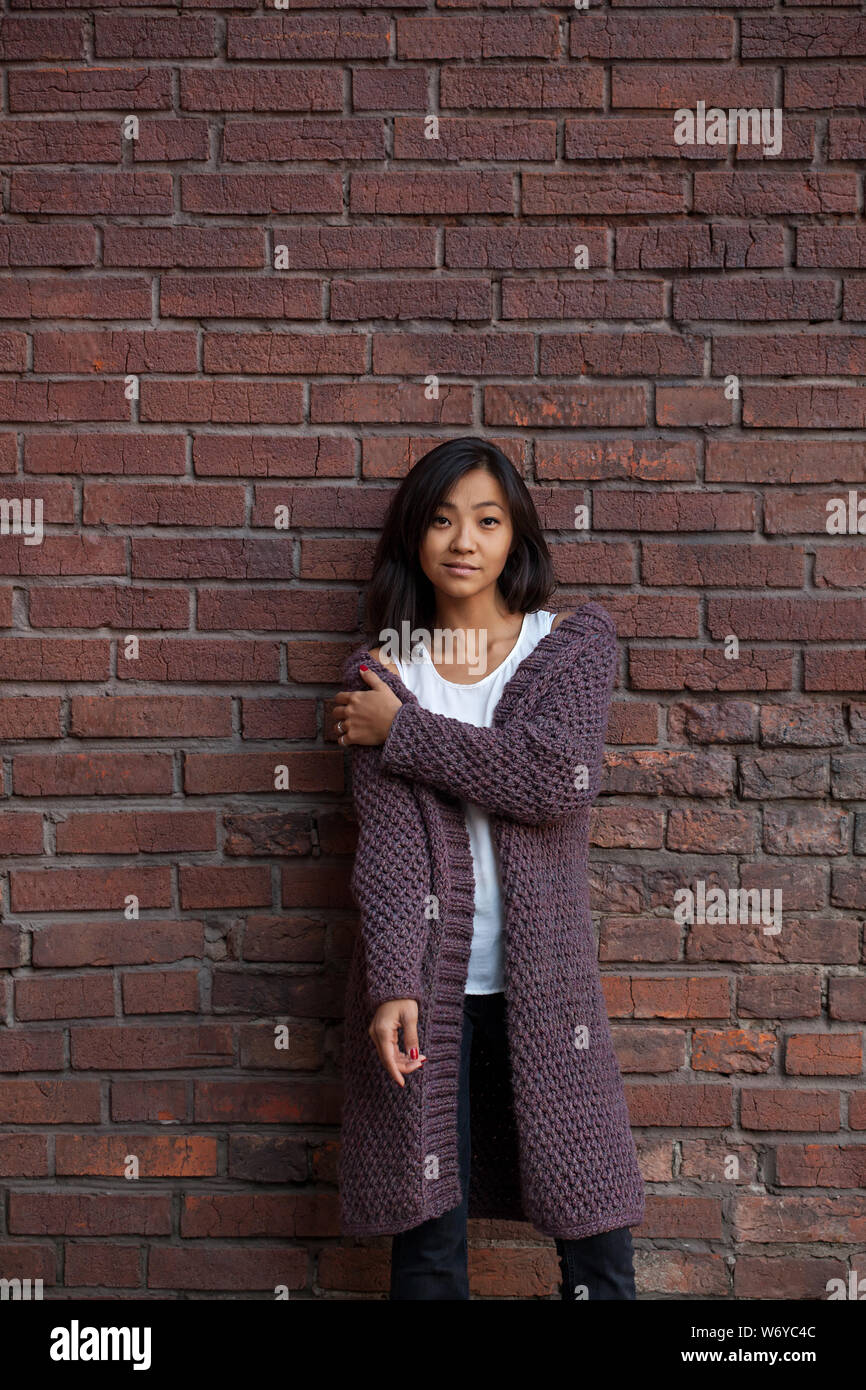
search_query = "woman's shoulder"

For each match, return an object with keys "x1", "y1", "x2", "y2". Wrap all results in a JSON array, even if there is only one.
[
  {"x1": 549, "y1": 608, "x2": 568, "y2": 632},
  {"x1": 549, "y1": 602, "x2": 616, "y2": 640},
  {"x1": 368, "y1": 644, "x2": 399, "y2": 675},
  {"x1": 341, "y1": 639, "x2": 397, "y2": 689}
]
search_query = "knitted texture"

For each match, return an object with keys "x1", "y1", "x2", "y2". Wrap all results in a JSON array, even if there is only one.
[{"x1": 338, "y1": 602, "x2": 646, "y2": 1239}]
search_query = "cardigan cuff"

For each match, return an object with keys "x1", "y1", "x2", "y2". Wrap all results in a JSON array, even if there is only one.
[
  {"x1": 379, "y1": 700, "x2": 420, "y2": 779},
  {"x1": 366, "y1": 980, "x2": 424, "y2": 1012}
]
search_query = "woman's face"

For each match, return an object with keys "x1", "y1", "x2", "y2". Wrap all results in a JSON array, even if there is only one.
[{"x1": 418, "y1": 468, "x2": 515, "y2": 600}]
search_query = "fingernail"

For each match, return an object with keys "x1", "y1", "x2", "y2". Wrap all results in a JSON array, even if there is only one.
[
  {"x1": 409, "y1": 1047, "x2": 418, "y2": 1059},
  {"x1": 360, "y1": 664, "x2": 368, "y2": 671}
]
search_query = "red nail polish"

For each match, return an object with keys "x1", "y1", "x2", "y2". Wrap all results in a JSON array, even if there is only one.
[
  {"x1": 409, "y1": 1047, "x2": 418, "y2": 1059},
  {"x1": 360, "y1": 664, "x2": 368, "y2": 671}
]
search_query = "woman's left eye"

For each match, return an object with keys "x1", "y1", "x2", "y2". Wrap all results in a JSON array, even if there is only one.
[{"x1": 479, "y1": 517, "x2": 499, "y2": 527}]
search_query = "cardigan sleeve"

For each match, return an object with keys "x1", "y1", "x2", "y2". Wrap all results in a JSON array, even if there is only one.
[
  {"x1": 345, "y1": 671, "x2": 435, "y2": 1012},
  {"x1": 378, "y1": 621, "x2": 617, "y2": 826}
]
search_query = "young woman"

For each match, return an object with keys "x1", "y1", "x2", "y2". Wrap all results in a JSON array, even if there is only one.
[{"x1": 333, "y1": 437, "x2": 644, "y2": 1301}]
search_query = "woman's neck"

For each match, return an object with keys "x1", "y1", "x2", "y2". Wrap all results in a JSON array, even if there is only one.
[{"x1": 430, "y1": 594, "x2": 523, "y2": 642}]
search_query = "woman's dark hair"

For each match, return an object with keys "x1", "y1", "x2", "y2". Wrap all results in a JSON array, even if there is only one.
[{"x1": 362, "y1": 437, "x2": 555, "y2": 642}]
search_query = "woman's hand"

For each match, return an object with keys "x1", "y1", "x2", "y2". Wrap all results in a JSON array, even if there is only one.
[
  {"x1": 369, "y1": 999, "x2": 427, "y2": 1087},
  {"x1": 333, "y1": 666, "x2": 403, "y2": 746}
]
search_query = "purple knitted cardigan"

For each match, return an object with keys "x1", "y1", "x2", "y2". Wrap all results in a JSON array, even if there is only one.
[{"x1": 338, "y1": 601, "x2": 645, "y2": 1240}]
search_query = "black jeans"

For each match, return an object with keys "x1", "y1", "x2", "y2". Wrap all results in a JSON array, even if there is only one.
[{"x1": 390, "y1": 991, "x2": 637, "y2": 1300}]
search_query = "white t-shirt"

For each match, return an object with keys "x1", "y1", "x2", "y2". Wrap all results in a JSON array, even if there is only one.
[{"x1": 393, "y1": 609, "x2": 558, "y2": 994}]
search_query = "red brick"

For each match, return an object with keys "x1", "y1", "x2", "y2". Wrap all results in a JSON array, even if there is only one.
[
  {"x1": 616, "y1": 223, "x2": 784, "y2": 269},
  {"x1": 713, "y1": 334, "x2": 866, "y2": 376},
  {"x1": 485, "y1": 384, "x2": 645, "y2": 428},
  {"x1": 667, "y1": 809, "x2": 757, "y2": 854},
  {"x1": 674, "y1": 275, "x2": 836, "y2": 320},
  {"x1": 693, "y1": 171, "x2": 856, "y2": 215},
  {"x1": 742, "y1": 16, "x2": 866, "y2": 58},
  {"x1": 0, "y1": 18, "x2": 83, "y2": 61},
  {"x1": 707, "y1": 596, "x2": 866, "y2": 641},
  {"x1": 441, "y1": 65, "x2": 602, "y2": 111},
  {"x1": 536, "y1": 438, "x2": 697, "y2": 481},
  {"x1": 630, "y1": 648, "x2": 794, "y2": 691},
  {"x1": 643, "y1": 544, "x2": 803, "y2": 588},
  {"x1": 15, "y1": 974, "x2": 115, "y2": 1021},
  {"x1": 613, "y1": 66, "x2": 775, "y2": 109},
  {"x1": 33, "y1": 920, "x2": 205, "y2": 968},
  {"x1": 707, "y1": 439, "x2": 866, "y2": 484},
  {"x1": 744, "y1": 386, "x2": 866, "y2": 429},
  {"x1": 656, "y1": 385, "x2": 733, "y2": 427},
  {"x1": 181, "y1": 68, "x2": 342, "y2": 113},
  {"x1": 181, "y1": 173, "x2": 342, "y2": 215},
  {"x1": 740, "y1": 1090, "x2": 840, "y2": 1131},
  {"x1": 797, "y1": 226, "x2": 866, "y2": 266},
  {"x1": 10, "y1": 65, "x2": 169, "y2": 112},
  {"x1": 523, "y1": 171, "x2": 685, "y2": 215},
  {"x1": 786, "y1": 65, "x2": 866, "y2": 109},
  {"x1": 64, "y1": 1244, "x2": 142, "y2": 1289},
  {"x1": 692, "y1": 1029, "x2": 775, "y2": 1073},
  {"x1": 148, "y1": 1244, "x2": 307, "y2": 1291},
  {"x1": 10, "y1": 171, "x2": 172, "y2": 216},
  {"x1": 0, "y1": 1081, "x2": 100, "y2": 1124},
  {"x1": 785, "y1": 1033, "x2": 862, "y2": 1075},
  {"x1": 394, "y1": 117, "x2": 555, "y2": 163},
  {"x1": 763, "y1": 806, "x2": 849, "y2": 856},
  {"x1": 225, "y1": 118, "x2": 385, "y2": 163},
  {"x1": 9, "y1": 1192, "x2": 171, "y2": 1235},
  {"x1": 351, "y1": 171, "x2": 512, "y2": 215},
  {"x1": 397, "y1": 16, "x2": 559, "y2": 60},
  {"x1": 594, "y1": 491, "x2": 754, "y2": 531},
  {"x1": 10, "y1": 867, "x2": 171, "y2": 913}
]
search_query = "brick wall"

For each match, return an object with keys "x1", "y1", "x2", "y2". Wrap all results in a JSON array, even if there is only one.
[{"x1": 0, "y1": 2, "x2": 864, "y2": 1301}]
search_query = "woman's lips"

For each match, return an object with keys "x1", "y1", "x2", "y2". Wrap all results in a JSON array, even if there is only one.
[{"x1": 443, "y1": 563, "x2": 477, "y2": 575}]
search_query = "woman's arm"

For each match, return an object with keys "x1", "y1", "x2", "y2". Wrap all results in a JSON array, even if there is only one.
[
  {"x1": 343, "y1": 650, "x2": 434, "y2": 1011},
  {"x1": 378, "y1": 619, "x2": 617, "y2": 825}
]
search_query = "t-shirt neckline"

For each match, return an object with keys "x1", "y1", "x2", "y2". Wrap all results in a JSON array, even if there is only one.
[{"x1": 415, "y1": 611, "x2": 533, "y2": 690}]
